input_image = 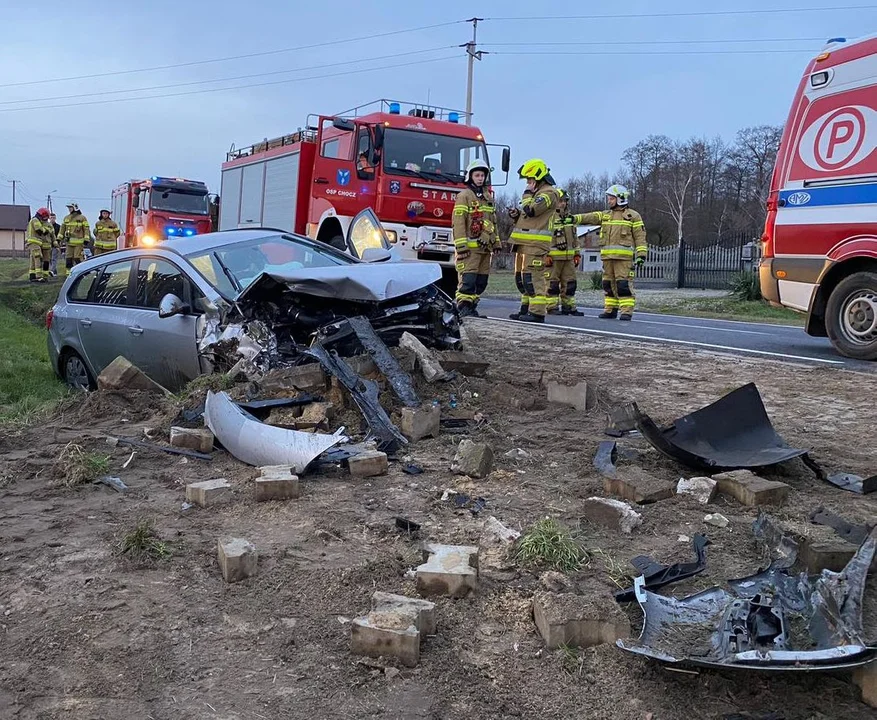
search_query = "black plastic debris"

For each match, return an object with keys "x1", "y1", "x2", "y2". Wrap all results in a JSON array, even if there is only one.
[
  {"x1": 402, "y1": 463, "x2": 424, "y2": 475},
  {"x1": 810, "y1": 507, "x2": 874, "y2": 546},
  {"x1": 802, "y1": 454, "x2": 877, "y2": 495},
  {"x1": 346, "y1": 316, "x2": 421, "y2": 408},
  {"x1": 451, "y1": 493, "x2": 487, "y2": 515},
  {"x1": 615, "y1": 534, "x2": 711, "y2": 604},
  {"x1": 237, "y1": 395, "x2": 319, "y2": 412},
  {"x1": 634, "y1": 383, "x2": 808, "y2": 471},
  {"x1": 116, "y1": 437, "x2": 212, "y2": 461},
  {"x1": 395, "y1": 517, "x2": 421, "y2": 533},
  {"x1": 594, "y1": 441, "x2": 618, "y2": 478}
]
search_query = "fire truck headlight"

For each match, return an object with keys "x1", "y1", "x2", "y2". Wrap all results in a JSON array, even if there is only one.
[
  {"x1": 141, "y1": 235, "x2": 157, "y2": 247},
  {"x1": 166, "y1": 227, "x2": 178, "y2": 235},
  {"x1": 385, "y1": 230, "x2": 398, "y2": 244},
  {"x1": 184, "y1": 229, "x2": 195, "y2": 236}
]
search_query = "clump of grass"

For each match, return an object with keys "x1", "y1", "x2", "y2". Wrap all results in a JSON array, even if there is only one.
[
  {"x1": 515, "y1": 518, "x2": 588, "y2": 573},
  {"x1": 728, "y1": 271, "x2": 762, "y2": 301},
  {"x1": 177, "y1": 372, "x2": 236, "y2": 401},
  {"x1": 590, "y1": 548, "x2": 634, "y2": 589},
  {"x1": 588, "y1": 270, "x2": 604, "y2": 290},
  {"x1": 55, "y1": 442, "x2": 111, "y2": 487},
  {"x1": 117, "y1": 519, "x2": 172, "y2": 561},
  {"x1": 558, "y1": 643, "x2": 585, "y2": 676}
]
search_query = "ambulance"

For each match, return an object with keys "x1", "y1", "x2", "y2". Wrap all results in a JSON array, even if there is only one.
[{"x1": 761, "y1": 34, "x2": 877, "y2": 360}]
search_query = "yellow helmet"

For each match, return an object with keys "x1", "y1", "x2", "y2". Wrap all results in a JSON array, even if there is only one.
[{"x1": 517, "y1": 158, "x2": 549, "y2": 182}]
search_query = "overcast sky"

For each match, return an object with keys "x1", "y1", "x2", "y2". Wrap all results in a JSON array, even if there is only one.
[{"x1": 0, "y1": 0, "x2": 872, "y2": 221}]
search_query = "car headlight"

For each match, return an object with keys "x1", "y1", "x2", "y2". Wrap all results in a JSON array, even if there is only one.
[{"x1": 140, "y1": 235, "x2": 157, "y2": 247}]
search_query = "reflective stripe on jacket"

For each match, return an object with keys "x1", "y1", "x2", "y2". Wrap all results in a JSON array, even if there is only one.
[{"x1": 576, "y1": 207, "x2": 646, "y2": 260}]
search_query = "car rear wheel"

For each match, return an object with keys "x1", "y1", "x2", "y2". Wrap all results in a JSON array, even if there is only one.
[
  {"x1": 61, "y1": 350, "x2": 95, "y2": 391},
  {"x1": 825, "y1": 271, "x2": 877, "y2": 360}
]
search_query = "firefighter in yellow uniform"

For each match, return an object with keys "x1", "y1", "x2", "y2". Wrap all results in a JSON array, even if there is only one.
[
  {"x1": 507, "y1": 159, "x2": 560, "y2": 323},
  {"x1": 546, "y1": 189, "x2": 584, "y2": 316},
  {"x1": 58, "y1": 202, "x2": 91, "y2": 274},
  {"x1": 26, "y1": 207, "x2": 54, "y2": 283},
  {"x1": 453, "y1": 159, "x2": 499, "y2": 318},
  {"x1": 93, "y1": 209, "x2": 120, "y2": 255},
  {"x1": 577, "y1": 185, "x2": 647, "y2": 320}
]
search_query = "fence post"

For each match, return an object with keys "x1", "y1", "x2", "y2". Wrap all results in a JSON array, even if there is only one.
[{"x1": 676, "y1": 238, "x2": 686, "y2": 289}]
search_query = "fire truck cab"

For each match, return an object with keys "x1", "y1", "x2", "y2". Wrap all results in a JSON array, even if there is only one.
[
  {"x1": 112, "y1": 176, "x2": 214, "y2": 248},
  {"x1": 761, "y1": 35, "x2": 877, "y2": 360}
]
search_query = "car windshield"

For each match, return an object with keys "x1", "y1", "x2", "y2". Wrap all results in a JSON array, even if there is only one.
[
  {"x1": 382, "y1": 128, "x2": 489, "y2": 182},
  {"x1": 150, "y1": 188, "x2": 209, "y2": 215},
  {"x1": 186, "y1": 233, "x2": 349, "y2": 297}
]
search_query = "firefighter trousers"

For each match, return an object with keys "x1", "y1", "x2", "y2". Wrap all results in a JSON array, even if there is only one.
[
  {"x1": 520, "y1": 248, "x2": 550, "y2": 317},
  {"x1": 548, "y1": 259, "x2": 578, "y2": 309},
  {"x1": 64, "y1": 243, "x2": 85, "y2": 274},
  {"x1": 602, "y1": 258, "x2": 636, "y2": 315},
  {"x1": 94, "y1": 245, "x2": 116, "y2": 256},
  {"x1": 28, "y1": 244, "x2": 46, "y2": 279},
  {"x1": 455, "y1": 249, "x2": 492, "y2": 308}
]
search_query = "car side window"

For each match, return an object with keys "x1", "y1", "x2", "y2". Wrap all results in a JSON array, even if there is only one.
[
  {"x1": 93, "y1": 260, "x2": 133, "y2": 306},
  {"x1": 135, "y1": 258, "x2": 188, "y2": 310},
  {"x1": 68, "y1": 268, "x2": 100, "y2": 302}
]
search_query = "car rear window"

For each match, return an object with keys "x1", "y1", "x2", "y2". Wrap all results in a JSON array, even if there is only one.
[
  {"x1": 68, "y1": 269, "x2": 99, "y2": 302},
  {"x1": 93, "y1": 260, "x2": 133, "y2": 306}
]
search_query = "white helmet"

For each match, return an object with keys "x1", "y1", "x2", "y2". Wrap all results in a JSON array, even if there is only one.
[
  {"x1": 605, "y1": 184, "x2": 629, "y2": 206},
  {"x1": 465, "y1": 158, "x2": 490, "y2": 184},
  {"x1": 66, "y1": 202, "x2": 80, "y2": 212}
]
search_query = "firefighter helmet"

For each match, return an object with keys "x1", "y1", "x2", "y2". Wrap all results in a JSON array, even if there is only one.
[
  {"x1": 556, "y1": 188, "x2": 569, "y2": 201},
  {"x1": 36, "y1": 207, "x2": 50, "y2": 219},
  {"x1": 465, "y1": 158, "x2": 490, "y2": 183},
  {"x1": 605, "y1": 184, "x2": 630, "y2": 206},
  {"x1": 100, "y1": 209, "x2": 111, "y2": 216},
  {"x1": 66, "y1": 202, "x2": 80, "y2": 212},
  {"x1": 518, "y1": 158, "x2": 550, "y2": 182}
]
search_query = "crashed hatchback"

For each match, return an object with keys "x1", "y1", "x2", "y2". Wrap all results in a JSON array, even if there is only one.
[{"x1": 47, "y1": 209, "x2": 459, "y2": 390}]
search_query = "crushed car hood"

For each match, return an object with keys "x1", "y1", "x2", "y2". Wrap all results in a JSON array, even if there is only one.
[{"x1": 235, "y1": 262, "x2": 443, "y2": 305}]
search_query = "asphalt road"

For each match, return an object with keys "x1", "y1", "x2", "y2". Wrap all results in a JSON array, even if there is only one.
[{"x1": 476, "y1": 298, "x2": 875, "y2": 372}]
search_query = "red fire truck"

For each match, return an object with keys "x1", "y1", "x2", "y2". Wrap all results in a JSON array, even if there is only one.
[
  {"x1": 219, "y1": 100, "x2": 510, "y2": 271},
  {"x1": 111, "y1": 176, "x2": 215, "y2": 248}
]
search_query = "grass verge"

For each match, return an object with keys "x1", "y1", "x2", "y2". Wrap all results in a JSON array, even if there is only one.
[
  {"x1": 515, "y1": 518, "x2": 588, "y2": 573},
  {"x1": 54, "y1": 442, "x2": 111, "y2": 487}
]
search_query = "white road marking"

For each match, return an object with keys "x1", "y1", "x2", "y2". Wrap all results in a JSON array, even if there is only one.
[
  {"x1": 619, "y1": 317, "x2": 776, "y2": 336},
  {"x1": 483, "y1": 316, "x2": 845, "y2": 365}
]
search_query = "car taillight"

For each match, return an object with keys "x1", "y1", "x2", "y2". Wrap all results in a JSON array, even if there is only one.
[
  {"x1": 45, "y1": 308, "x2": 54, "y2": 330},
  {"x1": 761, "y1": 197, "x2": 778, "y2": 259}
]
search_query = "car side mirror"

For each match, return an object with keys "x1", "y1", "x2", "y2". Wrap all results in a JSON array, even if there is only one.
[
  {"x1": 361, "y1": 248, "x2": 392, "y2": 263},
  {"x1": 158, "y1": 293, "x2": 190, "y2": 318}
]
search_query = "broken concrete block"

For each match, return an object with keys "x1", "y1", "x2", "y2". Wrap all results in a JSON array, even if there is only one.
[
  {"x1": 399, "y1": 332, "x2": 451, "y2": 383},
  {"x1": 603, "y1": 471, "x2": 675, "y2": 505},
  {"x1": 481, "y1": 516, "x2": 520, "y2": 545},
  {"x1": 416, "y1": 543, "x2": 479, "y2": 598},
  {"x1": 260, "y1": 364, "x2": 327, "y2": 393},
  {"x1": 298, "y1": 402, "x2": 335, "y2": 429},
  {"x1": 545, "y1": 379, "x2": 590, "y2": 412},
  {"x1": 853, "y1": 661, "x2": 877, "y2": 709},
  {"x1": 97, "y1": 356, "x2": 170, "y2": 394},
  {"x1": 451, "y1": 439, "x2": 494, "y2": 479},
  {"x1": 704, "y1": 513, "x2": 729, "y2": 528},
  {"x1": 801, "y1": 540, "x2": 857, "y2": 574},
  {"x1": 259, "y1": 464, "x2": 295, "y2": 478},
  {"x1": 348, "y1": 450, "x2": 389, "y2": 478},
  {"x1": 581, "y1": 497, "x2": 643, "y2": 534},
  {"x1": 170, "y1": 426, "x2": 214, "y2": 453},
  {"x1": 479, "y1": 517, "x2": 520, "y2": 572},
  {"x1": 217, "y1": 537, "x2": 258, "y2": 583},
  {"x1": 255, "y1": 475, "x2": 301, "y2": 501},
  {"x1": 185, "y1": 478, "x2": 230, "y2": 507},
  {"x1": 713, "y1": 469, "x2": 790, "y2": 507},
  {"x1": 350, "y1": 591, "x2": 437, "y2": 668},
  {"x1": 533, "y1": 590, "x2": 631, "y2": 649},
  {"x1": 371, "y1": 592, "x2": 437, "y2": 636},
  {"x1": 437, "y1": 351, "x2": 489, "y2": 378},
  {"x1": 400, "y1": 404, "x2": 440, "y2": 442},
  {"x1": 676, "y1": 476, "x2": 717, "y2": 504}
]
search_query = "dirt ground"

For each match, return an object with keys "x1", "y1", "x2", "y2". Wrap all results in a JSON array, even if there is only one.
[{"x1": 2, "y1": 321, "x2": 877, "y2": 720}]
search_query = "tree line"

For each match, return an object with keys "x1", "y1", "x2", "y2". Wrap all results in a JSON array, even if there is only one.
[{"x1": 495, "y1": 124, "x2": 782, "y2": 248}]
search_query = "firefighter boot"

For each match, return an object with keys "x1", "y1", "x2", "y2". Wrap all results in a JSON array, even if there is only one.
[
  {"x1": 619, "y1": 314, "x2": 633, "y2": 321},
  {"x1": 509, "y1": 302, "x2": 529, "y2": 320},
  {"x1": 598, "y1": 309, "x2": 618, "y2": 319},
  {"x1": 457, "y1": 301, "x2": 477, "y2": 319},
  {"x1": 562, "y1": 306, "x2": 584, "y2": 317},
  {"x1": 518, "y1": 313, "x2": 545, "y2": 324}
]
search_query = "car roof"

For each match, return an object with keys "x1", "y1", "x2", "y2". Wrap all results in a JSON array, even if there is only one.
[{"x1": 159, "y1": 227, "x2": 301, "y2": 256}]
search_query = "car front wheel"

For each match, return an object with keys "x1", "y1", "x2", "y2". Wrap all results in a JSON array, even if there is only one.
[
  {"x1": 825, "y1": 271, "x2": 877, "y2": 360},
  {"x1": 61, "y1": 350, "x2": 95, "y2": 391}
]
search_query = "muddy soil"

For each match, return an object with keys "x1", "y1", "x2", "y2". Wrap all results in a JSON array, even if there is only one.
[{"x1": 1, "y1": 321, "x2": 877, "y2": 720}]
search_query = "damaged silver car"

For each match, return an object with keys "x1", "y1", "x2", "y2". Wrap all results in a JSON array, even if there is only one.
[{"x1": 47, "y1": 209, "x2": 459, "y2": 390}]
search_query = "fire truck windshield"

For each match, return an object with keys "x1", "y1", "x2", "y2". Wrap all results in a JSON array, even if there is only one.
[
  {"x1": 381, "y1": 129, "x2": 489, "y2": 183},
  {"x1": 150, "y1": 187, "x2": 209, "y2": 215}
]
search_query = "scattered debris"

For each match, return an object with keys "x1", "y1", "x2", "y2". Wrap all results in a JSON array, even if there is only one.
[
  {"x1": 400, "y1": 404, "x2": 440, "y2": 442},
  {"x1": 825, "y1": 472, "x2": 877, "y2": 495},
  {"x1": 217, "y1": 537, "x2": 258, "y2": 583},
  {"x1": 533, "y1": 588, "x2": 631, "y2": 649},
  {"x1": 93, "y1": 476, "x2": 127, "y2": 494},
  {"x1": 169, "y1": 426, "x2": 215, "y2": 454},
  {"x1": 451, "y1": 439, "x2": 494, "y2": 479},
  {"x1": 703, "y1": 513, "x2": 729, "y2": 528},
  {"x1": 346, "y1": 316, "x2": 420, "y2": 407},
  {"x1": 713, "y1": 469, "x2": 790, "y2": 507},
  {"x1": 401, "y1": 463, "x2": 424, "y2": 475},
  {"x1": 256, "y1": 365, "x2": 328, "y2": 395},
  {"x1": 350, "y1": 592, "x2": 436, "y2": 668},
  {"x1": 676, "y1": 476, "x2": 718, "y2": 504},
  {"x1": 96, "y1": 356, "x2": 171, "y2": 395},
  {"x1": 121, "y1": 451, "x2": 136, "y2": 469},
  {"x1": 416, "y1": 543, "x2": 479, "y2": 598},
  {"x1": 593, "y1": 441, "x2": 618, "y2": 478},
  {"x1": 615, "y1": 534, "x2": 711, "y2": 603},
  {"x1": 254, "y1": 466, "x2": 301, "y2": 501},
  {"x1": 347, "y1": 450, "x2": 389, "y2": 478},
  {"x1": 394, "y1": 517, "x2": 421, "y2": 534},
  {"x1": 504, "y1": 448, "x2": 531, "y2": 460},
  {"x1": 605, "y1": 403, "x2": 640, "y2": 437},
  {"x1": 186, "y1": 478, "x2": 230, "y2": 507},
  {"x1": 482, "y1": 516, "x2": 521, "y2": 545},
  {"x1": 581, "y1": 497, "x2": 643, "y2": 534},
  {"x1": 204, "y1": 390, "x2": 344, "y2": 471},
  {"x1": 399, "y1": 332, "x2": 454, "y2": 383},
  {"x1": 634, "y1": 383, "x2": 808, "y2": 471},
  {"x1": 235, "y1": 394, "x2": 320, "y2": 412},
  {"x1": 756, "y1": 511, "x2": 857, "y2": 574},
  {"x1": 810, "y1": 507, "x2": 874, "y2": 546},
  {"x1": 545, "y1": 379, "x2": 591, "y2": 412},
  {"x1": 604, "y1": 470, "x2": 675, "y2": 505},
  {"x1": 116, "y1": 436, "x2": 212, "y2": 461},
  {"x1": 448, "y1": 492, "x2": 487, "y2": 515}
]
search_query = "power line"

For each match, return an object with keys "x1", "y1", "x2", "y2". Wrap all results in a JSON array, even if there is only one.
[
  {"x1": 0, "y1": 47, "x2": 457, "y2": 107},
  {"x1": 484, "y1": 5, "x2": 877, "y2": 21},
  {"x1": 489, "y1": 49, "x2": 817, "y2": 56},
  {"x1": 0, "y1": 20, "x2": 465, "y2": 89},
  {"x1": 0, "y1": 56, "x2": 462, "y2": 113},
  {"x1": 483, "y1": 37, "x2": 825, "y2": 46}
]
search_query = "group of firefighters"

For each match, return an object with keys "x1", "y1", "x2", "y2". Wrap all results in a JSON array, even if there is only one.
[
  {"x1": 452, "y1": 158, "x2": 647, "y2": 322},
  {"x1": 25, "y1": 203, "x2": 121, "y2": 282}
]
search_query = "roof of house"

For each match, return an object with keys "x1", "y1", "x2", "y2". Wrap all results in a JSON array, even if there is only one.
[{"x1": 0, "y1": 204, "x2": 32, "y2": 231}]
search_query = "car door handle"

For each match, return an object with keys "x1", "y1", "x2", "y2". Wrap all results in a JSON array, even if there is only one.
[
  {"x1": 314, "y1": 177, "x2": 329, "y2": 184},
  {"x1": 80, "y1": 319, "x2": 92, "y2": 327},
  {"x1": 127, "y1": 326, "x2": 144, "y2": 335}
]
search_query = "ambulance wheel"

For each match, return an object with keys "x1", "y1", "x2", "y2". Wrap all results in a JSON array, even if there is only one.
[{"x1": 825, "y1": 271, "x2": 877, "y2": 361}]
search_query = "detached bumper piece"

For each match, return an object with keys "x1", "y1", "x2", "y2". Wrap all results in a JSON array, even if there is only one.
[{"x1": 615, "y1": 534, "x2": 711, "y2": 604}]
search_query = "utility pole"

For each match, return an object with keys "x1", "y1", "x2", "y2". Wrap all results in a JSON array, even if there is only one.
[
  {"x1": 47, "y1": 194, "x2": 53, "y2": 213},
  {"x1": 8, "y1": 180, "x2": 19, "y2": 254},
  {"x1": 462, "y1": 17, "x2": 486, "y2": 127}
]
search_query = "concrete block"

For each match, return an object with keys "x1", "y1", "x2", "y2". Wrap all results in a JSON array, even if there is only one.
[
  {"x1": 348, "y1": 450, "x2": 389, "y2": 478},
  {"x1": 185, "y1": 478, "x2": 230, "y2": 507},
  {"x1": 581, "y1": 497, "x2": 642, "y2": 534},
  {"x1": 350, "y1": 617, "x2": 421, "y2": 667},
  {"x1": 371, "y1": 592, "x2": 437, "y2": 636},
  {"x1": 259, "y1": 465, "x2": 295, "y2": 478},
  {"x1": 533, "y1": 590, "x2": 630, "y2": 649},
  {"x1": 676, "y1": 476, "x2": 718, "y2": 504},
  {"x1": 416, "y1": 543, "x2": 479, "y2": 598},
  {"x1": 400, "y1": 404, "x2": 440, "y2": 442},
  {"x1": 260, "y1": 364, "x2": 327, "y2": 393},
  {"x1": 713, "y1": 469, "x2": 790, "y2": 507},
  {"x1": 801, "y1": 540, "x2": 856, "y2": 574},
  {"x1": 170, "y1": 426, "x2": 214, "y2": 453},
  {"x1": 854, "y1": 661, "x2": 877, "y2": 709},
  {"x1": 255, "y1": 475, "x2": 300, "y2": 501},
  {"x1": 399, "y1": 332, "x2": 452, "y2": 382},
  {"x1": 346, "y1": 354, "x2": 378, "y2": 376},
  {"x1": 437, "y1": 351, "x2": 490, "y2": 378},
  {"x1": 97, "y1": 356, "x2": 170, "y2": 394},
  {"x1": 452, "y1": 439, "x2": 494, "y2": 479},
  {"x1": 604, "y1": 471, "x2": 675, "y2": 505},
  {"x1": 217, "y1": 537, "x2": 258, "y2": 583},
  {"x1": 704, "y1": 513, "x2": 729, "y2": 528},
  {"x1": 546, "y1": 380, "x2": 590, "y2": 412}
]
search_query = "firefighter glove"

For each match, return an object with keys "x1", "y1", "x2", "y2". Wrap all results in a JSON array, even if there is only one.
[
  {"x1": 635, "y1": 256, "x2": 645, "y2": 266},
  {"x1": 554, "y1": 236, "x2": 568, "y2": 251},
  {"x1": 523, "y1": 204, "x2": 535, "y2": 217},
  {"x1": 508, "y1": 207, "x2": 520, "y2": 220}
]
